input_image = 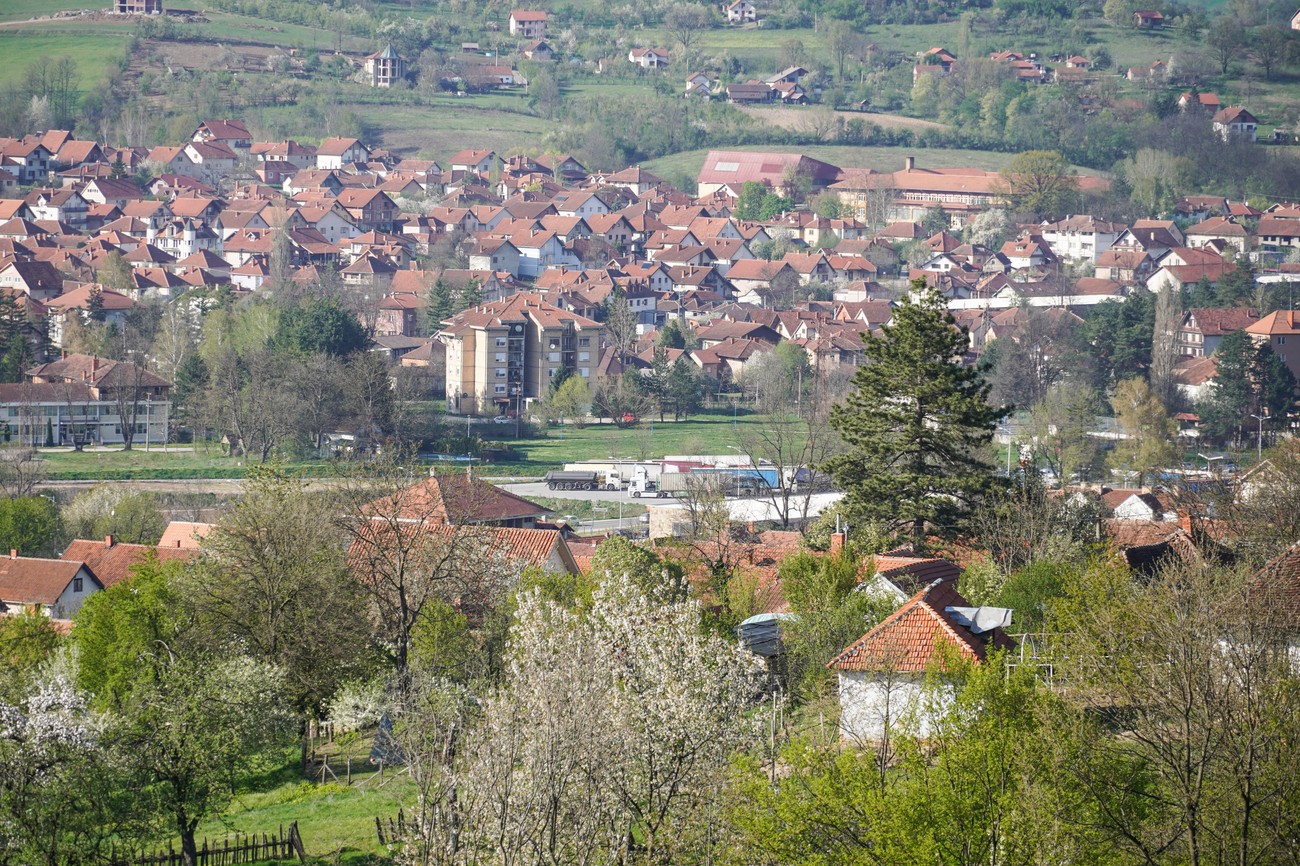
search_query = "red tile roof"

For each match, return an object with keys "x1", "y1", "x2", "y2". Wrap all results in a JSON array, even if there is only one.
[
  {"x1": 0, "y1": 555, "x2": 98, "y2": 605},
  {"x1": 362, "y1": 473, "x2": 549, "y2": 525},
  {"x1": 829, "y1": 580, "x2": 1015, "y2": 673},
  {"x1": 59, "y1": 538, "x2": 197, "y2": 587}
]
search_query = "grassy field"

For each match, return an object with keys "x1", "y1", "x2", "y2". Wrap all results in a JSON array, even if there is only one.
[
  {"x1": 0, "y1": 0, "x2": 90, "y2": 23},
  {"x1": 0, "y1": 30, "x2": 127, "y2": 90},
  {"x1": 35, "y1": 446, "x2": 332, "y2": 481},
  {"x1": 480, "y1": 411, "x2": 781, "y2": 476},
  {"x1": 190, "y1": 738, "x2": 410, "y2": 864},
  {"x1": 349, "y1": 102, "x2": 552, "y2": 161}
]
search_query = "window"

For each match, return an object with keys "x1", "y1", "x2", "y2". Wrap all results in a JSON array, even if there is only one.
[
  {"x1": 579, "y1": 367, "x2": 589, "y2": 377},
  {"x1": 73, "y1": 577, "x2": 83, "y2": 592},
  {"x1": 548, "y1": 352, "x2": 560, "y2": 363},
  {"x1": 548, "y1": 368, "x2": 558, "y2": 378},
  {"x1": 579, "y1": 337, "x2": 590, "y2": 347},
  {"x1": 495, "y1": 369, "x2": 506, "y2": 379},
  {"x1": 496, "y1": 338, "x2": 507, "y2": 348},
  {"x1": 495, "y1": 384, "x2": 507, "y2": 393},
  {"x1": 578, "y1": 352, "x2": 590, "y2": 362},
  {"x1": 495, "y1": 353, "x2": 506, "y2": 362},
  {"x1": 1281, "y1": 337, "x2": 1287, "y2": 345}
]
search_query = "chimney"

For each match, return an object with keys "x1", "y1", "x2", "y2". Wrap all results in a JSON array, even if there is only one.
[
  {"x1": 104, "y1": 535, "x2": 113, "y2": 548},
  {"x1": 904, "y1": 155, "x2": 915, "y2": 172},
  {"x1": 830, "y1": 531, "x2": 845, "y2": 556}
]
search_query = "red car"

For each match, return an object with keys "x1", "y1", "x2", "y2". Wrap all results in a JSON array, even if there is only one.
[{"x1": 620, "y1": 413, "x2": 638, "y2": 424}]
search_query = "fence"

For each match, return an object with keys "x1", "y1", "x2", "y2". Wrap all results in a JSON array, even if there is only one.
[
  {"x1": 375, "y1": 808, "x2": 408, "y2": 847},
  {"x1": 113, "y1": 822, "x2": 305, "y2": 866}
]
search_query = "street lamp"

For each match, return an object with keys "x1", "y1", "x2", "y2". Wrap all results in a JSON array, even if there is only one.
[{"x1": 1250, "y1": 413, "x2": 1268, "y2": 462}]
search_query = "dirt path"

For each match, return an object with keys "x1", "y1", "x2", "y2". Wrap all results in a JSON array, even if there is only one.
[{"x1": 738, "y1": 105, "x2": 947, "y2": 133}]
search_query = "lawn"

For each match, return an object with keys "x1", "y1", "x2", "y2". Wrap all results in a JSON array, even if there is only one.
[
  {"x1": 189, "y1": 738, "x2": 411, "y2": 864},
  {"x1": 348, "y1": 101, "x2": 551, "y2": 161},
  {"x1": 0, "y1": 30, "x2": 128, "y2": 90},
  {"x1": 478, "y1": 411, "x2": 786, "y2": 475}
]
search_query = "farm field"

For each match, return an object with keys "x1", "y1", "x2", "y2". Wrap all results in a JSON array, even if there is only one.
[
  {"x1": 0, "y1": 0, "x2": 91, "y2": 23},
  {"x1": 35, "y1": 446, "x2": 330, "y2": 481},
  {"x1": 0, "y1": 30, "x2": 127, "y2": 90}
]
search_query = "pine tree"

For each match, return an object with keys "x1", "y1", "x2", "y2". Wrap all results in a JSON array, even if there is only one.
[{"x1": 827, "y1": 281, "x2": 1008, "y2": 545}]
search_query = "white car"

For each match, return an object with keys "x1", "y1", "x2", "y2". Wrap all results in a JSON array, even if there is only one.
[{"x1": 492, "y1": 415, "x2": 511, "y2": 425}]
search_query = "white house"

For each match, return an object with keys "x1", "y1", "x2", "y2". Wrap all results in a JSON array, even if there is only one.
[
  {"x1": 830, "y1": 579, "x2": 1015, "y2": 742},
  {"x1": 0, "y1": 554, "x2": 102, "y2": 620},
  {"x1": 1039, "y1": 215, "x2": 1124, "y2": 263},
  {"x1": 315, "y1": 137, "x2": 371, "y2": 170},
  {"x1": 1213, "y1": 106, "x2": 1258, "y2": 142},
  {"x1": 629, "y1": 47, "x2": 670, "y2": 68},
  {"x1": 724, "y1": 0, "x2": 758, "y2": 23}
]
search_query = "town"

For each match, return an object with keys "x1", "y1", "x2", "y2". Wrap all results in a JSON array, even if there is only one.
[{"x1": 3, "y1": 0, "x2": 1300, "y2": 862}]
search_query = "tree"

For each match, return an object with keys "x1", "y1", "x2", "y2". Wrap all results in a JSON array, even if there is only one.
[
  {"x1": 967, "y1": 208, "x2": 1010, "y2": 249},
  {"x1": 61, "y1": 485, "x2": 165, "y2": 545},
  {"x1": 1253, "y1": 26, "x2": 1288, "y2": 79},
  {"x1": 983, "y1": 307, "x2": 1084, "y2": 408},
  {"x1": 1208, "y1": 16, "x2": 1246, "y2": 74},
  {"x1": 1150, "y1": 282, "x2": 1184, "y2": 407},
  {"x1": 1080, "y1": 290, "x2": 1156, "y2": 388},
  {"x1": 733, "y1": 181, "x2": 767, "y2": 221},
  {"x1": 663, "y1": 3, "x2": 712, "y2": 52},
  {"x1": 827, "y1": 282, "x2": 1009, "y2": 545},
  {"x1": 274, "y1": 296, "x2": 366, "y2": 357},
  {"x1": 1198, "y1": 330, "x2": 1295, "y2": 446},
  {"x1": 666, "y1": 358, "x2": 705, "y2": 420},
  {"x1": 825, "y1": 21, "x2": 863, "y2": 81},
  {"x1": 547, "y1": 374, "x2": 591, "y2": 426},
  {"x1": 996, "y1": 150, "x2": 1079, "y2": 217},
  {"x1": 1024, "y1": 381, "x2": 1103, "y2": 484},
  {"x1": 1108, "y1": 377, "x2": 1179, "y2": 485},
  {"x1": 187, "y1": 468, "x2": 376, "y2": 715},
  {"x1": 0, "y1": 446, "x2": 44, "y2": 499},
  {"x1": 602, "y1": 291, "x2": 638, "y2": 362},
  {"x1": 116, "y1": 653, "x2": 293, "y2": 866},
  {"x1": 0, "y1": 496, "x2": 61, "y2": 558},
  {"x1": 591, "y1": 371, "x2": 651, "y2": 427}
]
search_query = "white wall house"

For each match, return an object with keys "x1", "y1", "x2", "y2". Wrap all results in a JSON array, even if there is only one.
[{"x1": 0, "y1": 555, "x2": 102, "y2": 620}]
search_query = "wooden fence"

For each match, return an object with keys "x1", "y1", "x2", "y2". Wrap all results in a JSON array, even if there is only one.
[
  {"x1": 375, "y1": 808, "x2": 408, "y2": 847},
  {"x1": 112, "y1": 822, "x2": 305, "y2": 866}
]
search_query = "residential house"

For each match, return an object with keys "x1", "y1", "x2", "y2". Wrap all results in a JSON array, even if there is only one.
[
  {"x1": 315, "y1": 138, "x2": 370, "y2": 170},
  {"x1": 1178, "y1": 92, "x2": 1221, "y2": 113},
  {"x1": 724, "y1": 0, "x2": 758, "y2": 22},
  {"x1": 725, "y1": 83, "x2": 773, "y2": 104},
  {"x1": 696, "y1": 151, "x2": 841, "y2": 198},
  {"x1": 192, "y1": 119, "x2": 252, "y2": 149},
  {"x1": 1039, "y1": 215, "x2": 1123, "y2": 262},
  {"x1": 1257, "y1": 214, "x2": 1300, "y2": 250},
  {"x1": 629, "y1": 47, "x2": 670, "y2": 68},
  {"x1": 830, "y1": 578, "x2": 1015, "y2": 742},
  {"x1": 508, "y1": 10, "x2": 548, "y2": 38},
  {"x1": 438, "y1": 293, "x2": 603, "y2": 415},
  {"x1": 361, "y1": 472, "x2": 551, "y2": 528},
  {"x1": 1133, "y1": 9, "x2": 1165, "y2": 27},
  {"x1": 1178, "y1": 307, "x2": 1259, "y2": 357},
  {"x1": 685, "y1": 71, "x2": 713, "y2": 98},
  {"x1": 181, "y1": 141, "x2": 238, "y2": 180},
  {"x1": 0, "y1": 553, "x2": 101, "y2": 619},
  {"x1": 60, "y1": 535, "x2": 198, "y2": 587},
  {"x1": 1185, "y1": 215, "x2": 1249, "y2": 254},
  {"x1": 450, "y1": 149, "x2": 499, "y2": 177},
  {"x1": 1213, "y1": 106, "x2": 1258, "y2": 142},
  {"x1": 523, "y1": 40, "x2": 553, "y2": 61}
]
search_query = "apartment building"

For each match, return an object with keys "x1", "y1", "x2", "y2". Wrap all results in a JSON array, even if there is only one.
[{"x1": 438, "y1": 293, "x2": 603, "y2": 415}]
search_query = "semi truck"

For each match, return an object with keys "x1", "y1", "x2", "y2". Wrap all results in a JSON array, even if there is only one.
[
  {"x1": 544, "y1": 469, "x2": 629, "y2": 491},
  {"x1": 636, "y1": 467, "x2": 780, "y2": 498}
]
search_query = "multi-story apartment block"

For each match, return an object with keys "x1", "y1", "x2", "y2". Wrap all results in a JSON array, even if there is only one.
[{"x1": 438, "y1": 293, "x2": 603, "y2": 416}]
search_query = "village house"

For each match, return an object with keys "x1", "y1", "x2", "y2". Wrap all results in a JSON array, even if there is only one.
[
  {"x1": 508, "y1": 10, "x2": 548, "y2": 38},
  {"x1": 0, "y1": 553, "x2": 101, "y2": 620},
  {"x1": 724, "y1": 0, "x2": 758, "y2": 22},
  {"x1": 192, "y1": 119, "x2": 252, "y2": 150},
  {"x1": 113, "y1": 0, "x2": 162, "y2": 12},
  {"x1": 1133, "y1": 9, "x2": 1165, "y2": 27},
  {"x1": 1213, "y1": 106, "x2": 1258, "y2": 142},
  {"x1": 1039, "y1": 215, "x2": 1123, "y2": 262},
  {"x1": 830, "y1": 577, "x2": 1015, "y2": 742},
  {"x1": 316, "y1": 138, "x2": 371, "y2": 170},
  {"x1": 629, "y1": 47, "x2": 670, "y2": 69},
  {"x1": 1245, "y1": 309, "x2": 1300, "y2": 381}
]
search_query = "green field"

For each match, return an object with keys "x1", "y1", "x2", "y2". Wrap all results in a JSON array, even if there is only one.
[
  {"x1": 35, "y1": 446, "x2": 331, "y2": 481},
  {"x1": 349, "y1": 102, "x2": 552, "y2": 162},
  {"x1": 0, "y1": 0, "x2": 90, "y2": 23},
  {"x1": 481, "y1": 411, "x2": 784, "y2": 475},
  {"x1": 0, "y1": 30, "x2": 128, "y2": 90}
]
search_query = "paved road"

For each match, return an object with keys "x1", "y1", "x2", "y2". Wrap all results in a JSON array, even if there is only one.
[{"x1": 501, "y1": 481, "x2": 640, "y2": 505}]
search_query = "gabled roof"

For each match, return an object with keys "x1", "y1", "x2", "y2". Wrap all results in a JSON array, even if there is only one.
[
  {"x1": 1246, "y1": 310, "x2": 1300, "y2": 336},
  {"x1": 362, "y1": 473, "x2": 550, "y2": 525},
  {"x1": 59, "y1": 538, "x2": 198, "y2": 587},
  {"x1": 0, "y1": 555, "x2": 98, "y2": 606},
  {"x1": 828, "y1": 579, "x2": 1015, "y2": 673}
]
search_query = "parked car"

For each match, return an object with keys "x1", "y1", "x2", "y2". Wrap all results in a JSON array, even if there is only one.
[
  {"x1": 621, "y1": 413, "x2": 638, "y2": 424},
  {"x1": 492, "y1": 415, "x2": 511, "y2": 425}
]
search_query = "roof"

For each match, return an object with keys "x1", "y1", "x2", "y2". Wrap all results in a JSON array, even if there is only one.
[
  {"x1": 1213, "y1": 106, "x2": 1258, "y2": 124},
  {"x1": 870, "y1": 554, "x2": 962, "y2": 594},
  {"x1": 1246, "y1": 310, "x2": 1300, "y2": 336},
  {"x1": 1184, "y1": 307, "x2": 1258, "y2": 336},
  {"x1": 59, "y1": 538, "x2": 197, "y2": 587},
  {"x1": 828, "y1": 579, "x2": 1015, "y2": 673},
  {"x1": 158, "y1": 521, "x2": 214, "y2": 550},
  {"x1": 697, "y1": 151, "x2": 841, "y2": 188},
  {"x1": 510, "y1": 9, "x2": 548, "y2": 20},
  {"x1": 363, "y1": 473, "x2": 549, "y2": 525},
  {"x1": 0, "y1": 555, "x2": 96, "y2": 605}
]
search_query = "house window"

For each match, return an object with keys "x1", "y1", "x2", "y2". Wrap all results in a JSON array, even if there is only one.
[
  {"x1": 579, "y1": 367, "x2": 589, "y2": 377},
  {"x1": 495, "y1": 353, "x2": 506, "y2": 362},
  {"x1": 496, "y1": 338, "x2": 507, "y2": 348},
  {"x1": 496, "y1": 369, "x2": 506, "y2": 378},
  {"x1": 73, "y1": 577, "x2": 83, "y2": 592},
  {"x1": 495, "y1": 384, "x2": 507, "y2": 394},
  {"x1": 1281, "y1": 337, "x2": 1287, "y2": 345},
  {"x1": 578, "y1": 352, "x2": 590, "y2": 362},
  {"x1": 579, "y1": 337, "x2": 590, "y2": 347}
]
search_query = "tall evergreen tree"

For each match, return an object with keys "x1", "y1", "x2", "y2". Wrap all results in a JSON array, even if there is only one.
[
  {"x1": 827, "y1": 281, "x2": 1008, "y2": 545},
  {"x1": 1199, "y1": 331, "x2": 1295, "y2": 446}
]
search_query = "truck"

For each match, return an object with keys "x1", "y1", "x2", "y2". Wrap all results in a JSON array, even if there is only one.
[
  {"x1": 544, "y1": 469, "x2": 628, "y2": 491},
  {"x1": 644, "y1": 467, "x2": 779, "y2": 499}
]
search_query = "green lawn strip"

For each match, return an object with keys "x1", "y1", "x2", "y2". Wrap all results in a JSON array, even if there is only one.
[
  {"x1": 0, "y1": 0, "x2": 90, "y2": 23},
  {"x1": 36, "y1": 447, "x2": 333, "y2": 481}
]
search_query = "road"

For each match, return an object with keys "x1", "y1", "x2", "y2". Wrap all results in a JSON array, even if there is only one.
[{"x1": 501, "y1": 481, "x2": 639, "y2": 505}]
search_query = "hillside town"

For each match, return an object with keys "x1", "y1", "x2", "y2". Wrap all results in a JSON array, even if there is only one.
[{"x1": 5, "y1": 0, "x2": 1300, "y2": 854}]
